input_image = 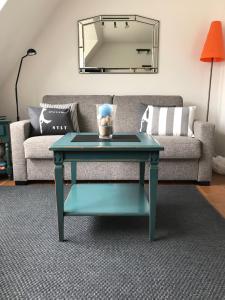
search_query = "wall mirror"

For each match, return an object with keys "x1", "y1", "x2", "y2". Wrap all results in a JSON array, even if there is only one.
[{"x1": 78, "y1": 15, "x2": 159, "y2": 74}]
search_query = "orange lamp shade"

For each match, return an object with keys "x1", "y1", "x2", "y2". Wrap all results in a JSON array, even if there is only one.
[{"x1": 200, "y1": 21, "x2": 225, "y2": 62}]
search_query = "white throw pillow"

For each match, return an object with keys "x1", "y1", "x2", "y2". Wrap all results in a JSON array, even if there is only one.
[
  {"x1": 140, "y1": 106, "x2": 196, "y2": 137},
  {"x1": 40, "y1": 102, "x2": 79, "y2": 132}
]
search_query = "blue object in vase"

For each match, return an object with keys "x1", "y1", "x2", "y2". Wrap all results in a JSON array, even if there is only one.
[{"x1": 98, "y1": 104, "x2": 112, "y2": 117}]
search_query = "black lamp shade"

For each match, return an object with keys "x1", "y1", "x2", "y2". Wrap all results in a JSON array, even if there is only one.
[{"x1": 27, "y1": 48, "x2": 37, "y2": 56}]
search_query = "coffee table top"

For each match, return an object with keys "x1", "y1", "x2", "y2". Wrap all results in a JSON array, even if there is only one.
[{"x1": 50, "y1": 132, "x2": 164, "y2": 152}]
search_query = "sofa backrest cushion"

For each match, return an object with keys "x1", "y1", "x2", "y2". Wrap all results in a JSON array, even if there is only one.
[
  {"x1": 42, "y1": 95, "x2": 113, "y2": 132},
  {"x1": 113, "y1": 95, "x2": 183, "y2": 132}
]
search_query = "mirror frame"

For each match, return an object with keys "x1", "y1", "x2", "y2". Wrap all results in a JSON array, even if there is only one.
[{"x1": 78, "y1": 15, "x2": 160, "y2": 74}]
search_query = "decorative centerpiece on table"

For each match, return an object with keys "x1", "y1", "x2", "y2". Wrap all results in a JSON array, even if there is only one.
[{"x1": 96, "y1": 104, "x2": 117, "y2": 139}]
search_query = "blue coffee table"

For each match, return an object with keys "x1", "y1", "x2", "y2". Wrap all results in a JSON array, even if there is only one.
[{"x1": 50, "y1": 132, "x2": 164, "y2": 242}]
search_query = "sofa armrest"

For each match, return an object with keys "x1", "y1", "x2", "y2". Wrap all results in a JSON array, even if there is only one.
[
  {"x1": 194, "y1": 121, "x2": 215, "y2": 183},
  {"x1": 10, "y1": 120, "x2": 31, "y2": 181}
]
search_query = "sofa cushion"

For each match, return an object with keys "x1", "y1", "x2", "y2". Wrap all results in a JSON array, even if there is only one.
[
  {"x1": 40, "y1": 102, "x2": 79, "y2": 132},
  {"x1": 154, "y1": 136, "x2": 201, "y2": 159},
  {"x1": 113, "y1": 95, "x2": 183, "y2": 132},
  {"x1": 28, "y1": 107, "x2": 74, "y2": 136},
  {"x1": 24, "y1": 135, "x2": 201, "y2": 160},
  {"x1": 42, "y1": 95, "x2": 113, "y2": 132},
  {"x1": 24, "y1": 135, "x2": 63, "y2": 159}
]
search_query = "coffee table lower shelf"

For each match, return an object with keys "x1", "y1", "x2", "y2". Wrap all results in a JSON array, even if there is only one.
[{"x1": 64, "y1": 183, "x2": 149, "y2": 216}]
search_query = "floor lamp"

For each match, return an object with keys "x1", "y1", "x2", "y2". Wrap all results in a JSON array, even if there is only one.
[
  {"x1": 15, "y1": 48, "x2": 37, "y2": 121},
  {"x1": 200, "y1": 21, "x2": 225, "y2": 122}
]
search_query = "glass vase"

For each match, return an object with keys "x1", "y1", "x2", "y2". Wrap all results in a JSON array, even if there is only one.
[{"x1": 96, "y1": 104, "x2": 117, "y2": 139}]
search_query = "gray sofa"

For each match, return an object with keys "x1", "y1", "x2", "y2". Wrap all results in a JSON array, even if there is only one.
[{"x1": 10, "y1": 95, "x2": 215, "y2": 184}]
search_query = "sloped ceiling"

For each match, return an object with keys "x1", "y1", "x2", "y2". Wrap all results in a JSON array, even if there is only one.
[{"x1": 0, "y1": 0, "x2": 61, "y2": 87}]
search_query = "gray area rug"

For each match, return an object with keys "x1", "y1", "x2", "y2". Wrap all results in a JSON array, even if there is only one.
[{"x1": 0, "y1": 184, "x2": 225, "y2": 300}]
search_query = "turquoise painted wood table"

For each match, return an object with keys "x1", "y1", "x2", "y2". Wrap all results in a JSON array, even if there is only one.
[{"x1": 50, "y1": 132, "x2": 164, "y2": 242}]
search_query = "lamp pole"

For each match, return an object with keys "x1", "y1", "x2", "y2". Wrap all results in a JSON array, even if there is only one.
[
  {"x1": 15, "y1": 49, "x2": 37, "y2": 121},
  {"x1": 206, "y1": 58, "x2": 214, "y2": 122},
  {"x1": 200, "y1": 21, "x2": 225, "y2": 122}
]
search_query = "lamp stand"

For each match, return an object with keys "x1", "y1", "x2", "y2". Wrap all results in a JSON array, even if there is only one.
[
  {"x1": 206, "y1": 58, "x2": 214, "y2": 122},
  {"x1": 15, "y1": 55, "x2": 27, "y2": 121},
  {"x1": 14, "y1": 49, "x2": 37, "y2": 121}
]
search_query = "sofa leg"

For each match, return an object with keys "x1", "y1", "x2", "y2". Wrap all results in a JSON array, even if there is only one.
[
  {"x1": 197, "y1": 181, "x2": 210, "y2": 186},
  {"x1": 15, "y1": 181, "x2": 28, "y2": 185}
]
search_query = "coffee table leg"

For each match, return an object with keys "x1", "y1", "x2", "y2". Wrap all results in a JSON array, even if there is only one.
[
  {"x1": 149, "y1": 152, "x2": 159, "y2": 241},
  {"x1": 71, "y1": 161, "x2": 77, "y2": 185},
  {"x1": 54, "y1": 153, "x2": 64, "y2": 242},
  {"x1": 139, "y1": 162, "x2": 145, "y2": 185}
]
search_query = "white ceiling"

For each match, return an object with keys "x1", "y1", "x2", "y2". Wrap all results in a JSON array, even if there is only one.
[{"x1": 0, "y1": 0, "x2": 61, "y2": 87}]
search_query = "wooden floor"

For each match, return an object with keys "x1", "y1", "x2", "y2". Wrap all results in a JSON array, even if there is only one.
[
  {"x1": 1, "y1": 173, "x2": 225, "y2": 218},
  {"x1": 197, "y1": 174, "x2": 225, "y2": 218}
]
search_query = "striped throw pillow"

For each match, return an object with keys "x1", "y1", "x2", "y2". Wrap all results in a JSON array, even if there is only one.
[
  {"x1": 140, "y1": 106, "x2": 196, "y2": 137},
  {"x1": 40, "y1": 102, "x2": 79, "y2": 132}
]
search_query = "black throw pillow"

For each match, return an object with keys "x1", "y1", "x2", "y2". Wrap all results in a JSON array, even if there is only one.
[{"x1": 28, "y1": 106, "x2": 74, "y2": 136}]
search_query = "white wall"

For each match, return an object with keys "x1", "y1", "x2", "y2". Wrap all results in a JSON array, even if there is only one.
[
  {"x1": 0, "y1": 0, "x2": 225, "y2": 155},
  {"x1": 88, "y1": 42, "x2": 152, "y2": 68},
  {"x1": 0, "y1": 0, "x2": 61, "y2": 85},
  {"x1": 84, "y1": 23, "x2": 103, "y2": 65}
]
